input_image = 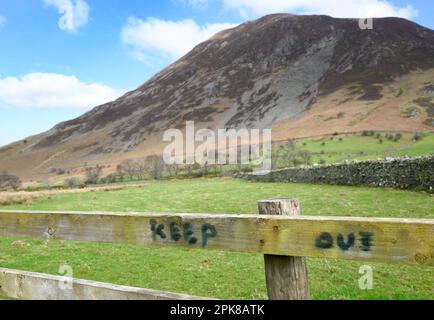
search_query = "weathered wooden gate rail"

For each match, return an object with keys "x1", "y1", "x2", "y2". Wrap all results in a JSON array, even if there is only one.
[{"x1": 0, "y1": 199, "x2": 433, "y2": 300}]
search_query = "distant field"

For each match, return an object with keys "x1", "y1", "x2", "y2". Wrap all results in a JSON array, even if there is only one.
[
  {"x1": 14, "y1": 131, "x2": 433, "y2": 190},
  {"x1": 291, "y1": 132, "x2": 434, "y2": 165},
  {"x1": 1, "y1": 178, "x2": 433, "y2": 300}
]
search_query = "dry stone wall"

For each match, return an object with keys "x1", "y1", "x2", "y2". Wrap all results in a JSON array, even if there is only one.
[{"x1": 238, "y1": 156, "x2": 433, "y2": 192}]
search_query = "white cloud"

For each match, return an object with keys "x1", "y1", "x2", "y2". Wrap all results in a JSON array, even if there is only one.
[
  {"x1": 223, "y1": 0, "x2": 418, "y2": 19},
  {"x1": 0, "y1": 15, "x2": 6, "y2": 30},
  {"x1": 121, "y1": 17, "x2": 238, "y2": 62},
  {"x1": 0, "y1": 73, "x2": 122, "y2": 109},
  {"x1": 44, "y1": 0, "x2": 90, "y2": 32}
]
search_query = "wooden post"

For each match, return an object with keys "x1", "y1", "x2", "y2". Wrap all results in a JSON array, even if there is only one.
[{"x1": 258, "y1": 199, "x2": 310, "y2": 300}]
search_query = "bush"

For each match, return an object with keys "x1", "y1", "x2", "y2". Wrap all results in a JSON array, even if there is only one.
[
  {"x1": 0, "y1": 173, "x2": 22, "y2": 191},
  {"x1": 241, "y1": 166, "x2": 253, "y2": 173},
  {"x1": 65, "y1": 178, "x2": 84, "y2": 189},
  {"x1": 144, "y1": 155, "x2": 166, "y2": 180},
  {"x1": 85, "y1": 165, "x2": 102, "y2": 185},
  {"x1": 292, "y1": 158, "x2": 303, "y2": 167},
  {"x1": 298, "y1": 150, "x2": 312, "y2": 166},
  {"x1": 413, "y1": 133, "x2": 423, "y2": 141}
]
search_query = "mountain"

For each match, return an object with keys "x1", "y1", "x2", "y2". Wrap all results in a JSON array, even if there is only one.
[{"x1": 1, "y1": 14, "x2": 434, "y2": 180}]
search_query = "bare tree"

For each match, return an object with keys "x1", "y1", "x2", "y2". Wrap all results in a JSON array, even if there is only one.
[
  {"x1": 298, "y1": 150, "x2": 312, "y2": 166},
  {"x1": 0, "y1": 172, "x2": 22, "y2": 191},
  {"x1": 167, "y1": 163, "x2": 180, "y2": 177},
  {"x1": 144, "y1": 155, "x2": 166, "y2": 180},
  {"x1": 119, "y1": 159, "x2": 137, "y2": 180},
  {"x1": 85, "y1": 165, "x2": 102, "y2": 185}
]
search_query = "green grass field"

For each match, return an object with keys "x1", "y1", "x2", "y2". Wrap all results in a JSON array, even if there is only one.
[
  {"x1": 293, "y1": 132, "x2": 434, "y2": 165},
  {"x1": 1, "y1": 178, "x2": 433, "y2": 300}
]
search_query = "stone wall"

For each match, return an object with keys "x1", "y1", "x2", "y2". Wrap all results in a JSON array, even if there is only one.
[{"x1": 238, "y1": 156, "x2": 434, "y2": 192}]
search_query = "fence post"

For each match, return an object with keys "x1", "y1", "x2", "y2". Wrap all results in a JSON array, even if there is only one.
[{"x1": 258, "y1": 199, "x2": 310, "y2": 300}]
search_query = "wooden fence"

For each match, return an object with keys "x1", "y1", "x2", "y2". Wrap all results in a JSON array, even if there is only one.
[{"x1": 0, "y1": 199, "x2": 432, "y2": 300}]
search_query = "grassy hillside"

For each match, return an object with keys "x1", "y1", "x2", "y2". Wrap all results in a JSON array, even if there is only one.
[
  {"x1": 271, "y1": 132, "x2": 434, "y2": 168},
  {"x1": 1, "y1": 179, "x2": 433, "y2": 300}
]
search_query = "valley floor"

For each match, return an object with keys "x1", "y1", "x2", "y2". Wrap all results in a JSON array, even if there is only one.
[{"x1": 0, "y1": 178, "x2": 433, "y2": 299}]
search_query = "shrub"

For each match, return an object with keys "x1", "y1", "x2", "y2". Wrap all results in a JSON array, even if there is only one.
[
  {"x1": 85, "y1": 165, "x2": 102, "y2": 185},
  {"x1": 298, "y1": 150, "x2": 312, "y2": 166},
  {"x1": 65, "y1": 178, "x2": 83, "y2": 189},
  {"x1": 292, "y1": 158, "x2": 303, "y2": 167},
  {"x1": 144, "y1": 155, "x2": 166, "y2": 180},
  {"x1": 413, "y1": 133, "x2": 423, "y2": 141},
  {"x1": 0, "y1": 173, "x2": 22, "y2": 191}
]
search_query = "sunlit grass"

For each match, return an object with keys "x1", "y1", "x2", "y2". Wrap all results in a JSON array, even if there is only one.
[{"x1": 1, "y1": 179, "x2": 433, "y2": 299}]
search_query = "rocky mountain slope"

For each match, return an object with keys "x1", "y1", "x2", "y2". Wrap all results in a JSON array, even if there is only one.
[{"x1": 1, "y1": 14, "x2": 434, "y2": 179}]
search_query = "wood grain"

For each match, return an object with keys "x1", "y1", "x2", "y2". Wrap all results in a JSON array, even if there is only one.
[
  {"x1": 259, "y1": 199, "x2": 310, "y2": 300},
  {"x1": 0, "y1": 210, "x2": 433, "y2": 266},
  {"x1": 0, "y1": 268, "x2": 209, "y2": 300}
]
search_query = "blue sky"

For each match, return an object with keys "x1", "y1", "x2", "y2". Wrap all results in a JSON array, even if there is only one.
[{"x1": 0, "y1": 0, "x2": 433, "y2": 146}]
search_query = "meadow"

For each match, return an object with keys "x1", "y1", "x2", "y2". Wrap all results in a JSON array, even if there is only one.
[
  {"x1": 0, "y1": 178, "x2": 433, "y2": 300},
  {"x1": 284, "y1": 132, "x2": 434, "y2": 166}
]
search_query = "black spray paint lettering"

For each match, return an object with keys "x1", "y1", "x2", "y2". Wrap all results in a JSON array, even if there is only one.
[
  {"x1": 183, "y1": 222, "x2": 198, "y2": 245},
  {"x1": 315, "y1": 232, "x2": 334, "y2": 249},
  {"x1": 170, "y1": 222, "x2": 182, "y2": 242},
  {"x1": 359, "y1": 232, "x2": 374, "y2": 252},
  {"x1": 315, "y1": 232, "x2": 374, "y2": 251},
  {"x1": 337, "y1": 233, "x2": 355, "y2": 251},
  {"x1": 150, "y1": 219, "x2": 167, "y2": 240},
  {"x1": 149, "y1": 220, "x2": 217, "y2": 247},
  {"x1": 201, "y1": 224, "x2": 218, "y2": 247}
]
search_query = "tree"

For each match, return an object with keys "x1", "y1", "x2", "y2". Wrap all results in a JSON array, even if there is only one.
[
  {"x1": 166, "y1": 163, "x2": 180, "y2": 177},
  {"x1": 298, "y1": 150, "x2": 312, "y2": 166},
  {"x1": 0, "y1": 172, "x2": 22, "y2": 191},
  {"x1": 120, "y1": 159, "x2": 137, "y2": 180},
  {"x1": 144, "y1": 155, "x2": 166, "y2": 180},
  {"x1": 84, "y1": 165, "x2": 102, "y2": 185},
  {"x1": 65, "y1": 178, "x2": 83, "y2": 189}
]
